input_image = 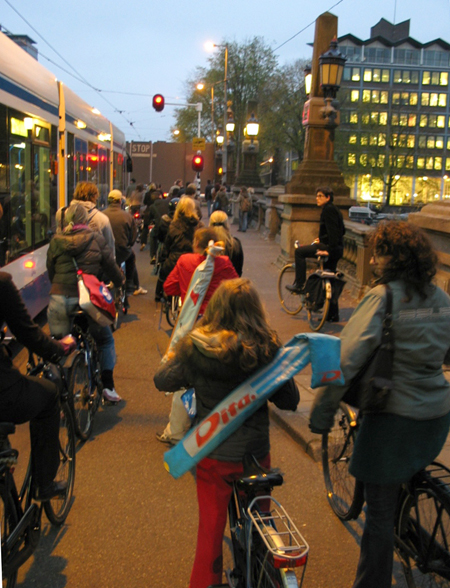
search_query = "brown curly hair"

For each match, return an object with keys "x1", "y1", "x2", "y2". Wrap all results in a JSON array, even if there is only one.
[{"x1": 371, "y1": 221, "x2": 437, "y2": 300}]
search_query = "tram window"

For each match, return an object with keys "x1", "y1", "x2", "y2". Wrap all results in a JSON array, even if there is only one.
[
  {"x1": 74, "y1": 138, "x2": 87, "y2": 184},
  {"x1": 87, "y1": 142, "x2": 98, "y2": 184},
  {"x1": 34, "y1": 125, "x2": 50, "y2": 144},
  {"x1": 9, "y1": 141, "x2": 31, "y2": 259}
]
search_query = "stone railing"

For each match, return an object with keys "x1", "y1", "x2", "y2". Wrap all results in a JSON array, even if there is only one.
[{"x1": 339, "y1": 221, "x2": 374, "y2": 299}]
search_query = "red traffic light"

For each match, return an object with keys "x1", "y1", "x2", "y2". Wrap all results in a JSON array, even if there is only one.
[
  {"x1": 192, "y1": 154, "x2": 204, "y2": 172},
  {"x1": 152, "y1": 94, "x2": 165, "y2": 112}
]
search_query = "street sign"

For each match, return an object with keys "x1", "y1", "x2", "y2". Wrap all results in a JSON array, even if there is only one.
[{"x1": 192, "y1": 137, "x2": 206, "y2": 152}]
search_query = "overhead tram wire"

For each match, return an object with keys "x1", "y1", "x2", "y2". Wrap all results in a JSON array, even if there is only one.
[
  {"x1": 272, "y1": 0, "x2": 345, "y2": 52},
  {"x1": 2, "y1": 0, "x2": 142, "y2": 139}
]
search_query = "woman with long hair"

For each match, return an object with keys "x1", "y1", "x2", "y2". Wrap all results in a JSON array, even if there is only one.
[
  {"x1": 155, "y1": 196, "x2": 200, "y2": 301},
  {"x1": 310, "y1": 221, "x2": 450, "y2": 588},
  {"x1": 154, "y1": 278, "x2": 299, "y2": 587},
  {"x1": 209, "y1": 210, "x2": 243, "y2": 276}
]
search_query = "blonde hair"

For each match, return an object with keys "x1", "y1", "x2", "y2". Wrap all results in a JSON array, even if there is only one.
[
  {"x1": 198, "y1": 278, "x2": 281, "y2": 371},
  {"x1": 209, "y1": 210, "x2": 234, "y2": 254},
  {"x1": 173, "y1": 196, "x2": 199, "y2": 223},
  {"x1": 73, "y1": 181, "x2": 99, "y2": 203}
]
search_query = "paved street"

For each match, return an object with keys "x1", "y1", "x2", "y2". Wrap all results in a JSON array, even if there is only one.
[{"x1": 10, "y1": 216, "x2": 447, "y2": 587}]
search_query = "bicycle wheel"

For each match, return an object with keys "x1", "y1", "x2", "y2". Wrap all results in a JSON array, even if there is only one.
[
  {"x1": 307, "y1": 279, "x2": 331, "y2": 332},
  {"x1": 227, "y1": 495, "x2": 247, "y2": 587},
  {"x1": 44, "y1": 402, "x2": 76, "y2": 526},
  {"x1": 397, "y1": 482, "x2": 450, "y2": 587},
  {"x1": 166, "y1": 296, "x2": 180, "y2": 328},
  {"x1": 277, "y1": 264, "x2": 303, "y2": 316},
  {"x1": 322, "y1": 403, "x2": 364, "y2": 521},
  {"x1": 0, "y1": 479, "x2": 19, "y2": 588},
  {"x1": 68, "y1": 352, "x2": 93, "y2": 441}
]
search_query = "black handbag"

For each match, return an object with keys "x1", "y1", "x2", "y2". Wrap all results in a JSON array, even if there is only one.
[{"x1": 342, "y1": 284, "x2": 394, "y2": 413}]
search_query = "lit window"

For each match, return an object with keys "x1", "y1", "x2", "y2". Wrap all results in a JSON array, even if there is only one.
[
  {"x1": 426, "y1": 157, "x2": 434, "y2": 169},
  {"x1": 392, "y1": 92, "x2": 401, "y2": 105},
  {"x1": 410, "y1": 92, "x2": 418, "y2": 105},
  {"x1": 418, "y1": 136, "x2": 427, "y2": 148},
  {"x1": 350, "y1": 112, "x2": 358, "y2": 124},
  {"x1": 362, "y1": 90, "x2": 371, "y2": 102},
  {"x1": 431, "y1": 72, "x2": 440, "y2": 85},
  {"x1": 361, "y1": 134, "x2": 369, "y2": 145},
  {"x1": 435, "y1": 157, "x2": 443, "y2": 170},
  {"x1": 363, "y1": 69, "x2": 372, "y2": 82},
  {"x1": 429, "y1": 115, "x2": 437, "y2": 128},
  {"x1": 394, "y1": 70, "x2": 402, "y2": 83},
  {"x1": 408, "y1": 114, "x2": 417, "y2": 126},
  {"x1": 351, "y1": 68, "x2": 361, "y2": 81},
  {"x1": 361, "y1": 113, "x2": 369, "y2": 125},
  {"x1": 399, "y1": 114, "x2": 407, "y2": 126},
  {"x1": 411, "y1": 71, "x2": 419, "y2": 84},
  {"x1": 438, "y1": 116, "x2": 446, "y2": 128},
  {"x1": 392, "y1": 114, "x2": 399, "y2": 125},
  {"x1": 436, "y1": 136, "x2": 444, "y2": 149},
  {"x1": 417, "y1": 157, "x2": 425, "y2": 169},
  {"x1": 401, "y1": 92, "x2": 409, "y2": 105},
  {"x1": 406, "y1": 156, "x2": 414, "y2": 169},
  {"x1": 348, "y1": 153, "x2": 356, "y2": 166},
  {"x1": 377, "y1": 154, "x2": 385, "y2": 167},
  {"x1": 421, "y1": 93, "x2": 430, "y2": 106},
  {"x1": 397, "y1": 155, "x2": 405, "y2": 168},
  {"x1": 373, "y1": 68, "x2": 381, "y2": 82},
  {"x1": 381, "y1": 69, "x2": 390, "y2": 82},
  {"x1": 441, "y1": 72, "x2": 449, "y2": 86},
  {"x1": 427, "y1": 136, "x2": 436, "y2": 149},
  {"x1": 360, "y1": 154, "x2": 368, "y2": 166},
  {"x1": 351, "y1": 90, "x2": 360, "y2": 102},
  {"x1": 423, "y1": 71, "x2": 431, "y2": 85},
  {"x1": 379, "y1": 112, "x2": 388, "y2": 125},
  {"x1": 439, "y1": 94, "x2": 447, "y2": 107},
  {"x1": 370, "y1": 112, "x2": 379, "y2": 124},
  {"x1": 371, "y1": 90, "x2": 380, "y2": 103},
  {"x1": 370, "y1": 134, "x2": 378, "y2": 145},
  {"x1": 407, "y1": 136, "x2": 415, "y2": 148},
  {"x1": 430, "y1": 93, "x2": 439, "y2": 107},
  {"x1": 420, "y1": 115, "x2": 428, "y2": 127},
  {"x1": 402, "y1": 71, "x2": 411, "y2": 83},
  {"x1": 349, "y1": 134, "x2": 357, "y2": 144},
  {"x1": 378, "y1": 133, "x2": 386, "y2": 146},
  {"x1": 446, "y1": 158, "x2": 450, "y2": 170},
  {"x1": 380, "y1": 91, "x2": 389, "y2": 104}
]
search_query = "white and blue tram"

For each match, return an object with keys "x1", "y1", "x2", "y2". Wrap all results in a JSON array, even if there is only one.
[{"x1": 0, "y1": 31, "x2": 127, "y2": 317}]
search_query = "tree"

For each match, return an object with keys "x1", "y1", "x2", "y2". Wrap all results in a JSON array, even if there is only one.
[{"x1": 173, "y1": 37, "x2": 278, "y2": 178}]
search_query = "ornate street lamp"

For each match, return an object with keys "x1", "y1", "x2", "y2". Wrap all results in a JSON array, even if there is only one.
[
  {"x1": 304, "y1": 65, "x2": 312, "y2": 96},
  {"x1": 226, "y1": 106, "x2": 235, "y2": 133},
  {"x1": 245, "y1": 112, "x2": 259, "y2": 142},
  {"x1": 318, "y1": 38, "x2": 347, "y2": 126}
]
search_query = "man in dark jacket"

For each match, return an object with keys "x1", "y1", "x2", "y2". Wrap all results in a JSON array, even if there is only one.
[
  {"x1": 0, "y1": 271, "x2": 75, "y2": 500},
  {"x1": 287, "y1": 186, "x2": 345, "y2": 321},
  {"x1": 103, "y1": 190, "x2": 146, "y2": 295},
  {"x1": 144, "y1": 192, "x2": 171, "y2": 263}
]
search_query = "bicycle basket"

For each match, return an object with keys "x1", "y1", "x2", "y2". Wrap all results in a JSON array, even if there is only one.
[{"x1": 303, "y1": 274, "x2": 325, "y2": 311}]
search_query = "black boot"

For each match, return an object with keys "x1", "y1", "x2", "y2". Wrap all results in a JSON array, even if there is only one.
[{"x1": 286, "y1": 282, "x2": 303, "y2": 294}]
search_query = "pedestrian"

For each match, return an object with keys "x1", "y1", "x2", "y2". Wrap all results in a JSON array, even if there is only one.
[
  {"x1": 209, "y1": 211, "x2": 244, "y2": 276},
  {"x1": 185, "y1": 183, "x2": 202, "y2": 220},
  {"x1": 47, "y1": 202, "x2": 124, "y2": 403},
  {"x1": 286, "y1": 185, "x2": 345, "y2": 322},
  {"x1": 310, "y1": 221, "x2": 450, "y2": 588},
  {"x1": 103, "y1": 190, "x2": 147, "y2": 296},
  {"x1": 125, "y1": 178, "x2": 136, "y2": 199},
  {"x1": 236, "y1": 186, "x2": 252, "y2": 232},
  {"x1": 128, "y1": 183, "x2": 145, "y2": 215},
  {"x1": 155, "y1": 196, "x2": 200, "y2": 302},
  {"x1": 212, "y1": 185, "x2": 229, "y2": 213},
  {"x1": 204, "y1": 179, "x2": 213, "y2": 217},
  {"x1": 154, "y1": 278, "x2": 300, "y2": 588}
]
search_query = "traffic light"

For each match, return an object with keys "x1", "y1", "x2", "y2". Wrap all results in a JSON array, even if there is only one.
[
  {"x1": 192, "y1": 154, "x2": 204, "y2": 172},
  {"x1": 152, "y1": 94, "x2": 165, "y2": 112}
]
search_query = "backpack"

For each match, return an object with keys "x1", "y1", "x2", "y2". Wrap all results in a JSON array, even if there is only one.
[{"x1": 241, "y1": 196, "x2": 252, "y2": 213}]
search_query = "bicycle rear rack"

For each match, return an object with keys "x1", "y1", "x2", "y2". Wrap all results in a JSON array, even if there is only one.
[{"x1": 247, "y1": 496, "x2": 309, "y2": 567}]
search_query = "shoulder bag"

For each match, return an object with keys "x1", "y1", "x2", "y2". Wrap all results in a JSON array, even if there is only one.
[
  {"x1": 72, "y1": 259, "x2": 116, "y2": 327},
  {"x1": 343, "y1": 284, "x2": 394, "y2": 413}
]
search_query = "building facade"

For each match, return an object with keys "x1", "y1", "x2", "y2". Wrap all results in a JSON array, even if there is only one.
[{"x1": 337, "y1": 18, "x2": 450, "y2": 206}]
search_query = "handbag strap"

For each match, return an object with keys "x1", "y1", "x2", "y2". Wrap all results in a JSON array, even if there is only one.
[{"x1": 381, "y1": 284, "x2": 393, "y2": 348}]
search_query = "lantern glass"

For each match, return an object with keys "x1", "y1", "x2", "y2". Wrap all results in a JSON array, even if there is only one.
[
  {"x1": 226, "y1": 121, "x2": 235, "y2": 133},
  {"x1": 246, "y1": 122, "x2": 259, "y2": 137}
]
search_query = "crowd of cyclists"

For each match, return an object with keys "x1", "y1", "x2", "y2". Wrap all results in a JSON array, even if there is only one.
[{"x1": 3, "y1": 175, "x2": 450, "y2": 588}]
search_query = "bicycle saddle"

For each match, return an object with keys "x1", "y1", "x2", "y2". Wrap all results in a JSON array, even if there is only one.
[{"x1": 236, "y1": 454, "x2": 284, "y2": 491}]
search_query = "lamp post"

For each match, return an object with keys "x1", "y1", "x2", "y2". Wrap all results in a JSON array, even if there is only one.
[
  {"x1": 235, "y1": 105, "x2": 262, "y2": 187},
  {"x1": 318, "y1": 38, "x2": 347, "y2": 130}
]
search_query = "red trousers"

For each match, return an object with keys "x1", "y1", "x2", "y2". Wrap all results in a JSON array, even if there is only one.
[{"x1": 189, "y1": 454, "x2": 270, "y2": 588}]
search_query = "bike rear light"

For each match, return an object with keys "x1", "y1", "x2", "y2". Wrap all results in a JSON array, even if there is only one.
[
  {"x1": 271, "y1": 552, "x2": 308, "y2": 569},
  {"x1": 134, "y1": 212, "x2": 140, "y2": 218},
  {"x1": 24, "y1": 260, "x2": 35, "y2": 269}
]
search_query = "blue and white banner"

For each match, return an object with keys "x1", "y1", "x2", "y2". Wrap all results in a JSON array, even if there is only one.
[
  {"x1": 164, "y1": 333, "x2": 344, "y2": 479},
  {"x1": 166, "y1": 243, "x2": 223, "y2": 356}
]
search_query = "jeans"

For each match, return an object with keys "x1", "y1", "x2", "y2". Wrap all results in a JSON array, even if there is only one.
[
  {"x1": 239, "y1": 210, "x2": 248, "y2": 232},
  {"x1": 207, "y1": 200, "x2": 212, "y2": 217},
  {"x1": 352, "y1": 482, "x2": 401, "y2": 588},
  {"x1": 47, "y1": 295, "x2": 116, "y2": 372},
  {"x1": 0, "y1": 374, "x2": 60, "y2": 491}
]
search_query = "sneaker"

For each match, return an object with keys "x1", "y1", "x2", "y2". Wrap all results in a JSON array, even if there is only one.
[
  {"x1": 150, "y1": 257, "x2": 156, "y2": 265},
  {"x1": 140, "y1": 244, "x2": 146, "y2": 251},
  {"x1": 35, "y1": 480, "x2": 68, "y2": 502},
  {"x1": 133, "y1": 287, "x2": 148, "y2": 296},
  {"x1": 103, "y1": 388, "x2": 122, "y2": 403},
  {"x1": 286, "y1": 283, "x2": 303, "y2": 294},
  {"x1": 156, "y1": 432, "x2": 174, "y2": 445}
]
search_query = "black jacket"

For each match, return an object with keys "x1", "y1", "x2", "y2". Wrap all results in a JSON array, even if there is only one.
[
  {"x1": 47, "y1": 227, "x2": 123, "y2": 297},
  {"x1": 159, "y1": 215, "x2": 199, "y2": 282},
  {"x1": 0, "y1": 272, "x2": 64, "y2": 391},
  {"x1": 319, "y1": 202, "x2": 345, "y2": 258},
  {"x1": 103, "y1": 203, "x2": 137, "y2": 263},
  {"x1": 154, "y1": 328, "x2": 299, "y2": 461}
]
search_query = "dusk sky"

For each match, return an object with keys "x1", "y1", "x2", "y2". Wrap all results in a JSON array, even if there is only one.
[{"x1": 2, "y1": 0, "x2": 449, "y2": 142}]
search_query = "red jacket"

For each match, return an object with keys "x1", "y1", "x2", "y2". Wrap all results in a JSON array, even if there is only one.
[{"x1": 163, "y1": 253, "x2": 238, "y2": 314}]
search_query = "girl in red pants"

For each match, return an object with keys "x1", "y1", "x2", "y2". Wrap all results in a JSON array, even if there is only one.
[{"x1": 154, "y1": 278, "x2": 299, "y2": 587}]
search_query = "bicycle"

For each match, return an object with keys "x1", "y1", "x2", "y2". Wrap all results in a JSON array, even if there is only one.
[
  {"x1": 278, "y1": 244, "x2": 344, "y2": 332},
  {"x1": 1, "y1": 357, "x2": 76, "y2": 587},
  {"x1": 224, "y1": 454, "x2": 309, "y2": 588},
  {"x1": 321, "y1": 402, "x2": 450, "y2": 587},
  {"x1": 164, "y1": 294, "x2": 181, "y2": 328},
  {"x1": 68, "y1": 311, "x2": 105, "y2": 440}
]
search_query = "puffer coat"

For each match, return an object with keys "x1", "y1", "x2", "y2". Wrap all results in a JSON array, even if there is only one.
[{"x1": 47, "y1": 226, "x2": 123, "y2": 297}]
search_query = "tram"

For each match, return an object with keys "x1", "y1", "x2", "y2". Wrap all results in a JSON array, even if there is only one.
[{"x1": 0, "y1": 31, "x2": 127, "y2": 317}]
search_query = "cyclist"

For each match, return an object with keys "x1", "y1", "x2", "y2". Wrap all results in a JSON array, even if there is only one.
[
  {"x1": 0, "y1": 271, "x2": 76, "y2": 500},
  {"x1": 310, "y1": 221, "x2": 450, "y2": 588},
  {"x1": 286, "y1": 186, "x2": 345, "y2": 322},
  {"x1": 209, "y1": 211, "x2": 244, "y2": 276},
  {"x1": 47, "y1": 202, "x2": 124, "y2": 403},
  {"x1": 154, "y1": 278, "x2": 299, "y2": 588}
]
